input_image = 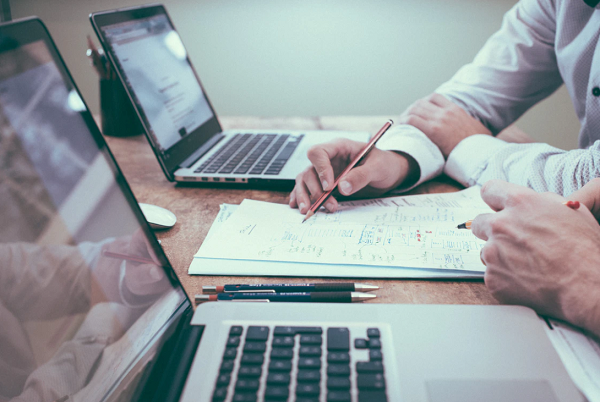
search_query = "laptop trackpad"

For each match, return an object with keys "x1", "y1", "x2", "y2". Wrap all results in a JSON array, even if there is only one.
[{"x1": 427, "y1": 380, "x2": 560, "y2": 402}]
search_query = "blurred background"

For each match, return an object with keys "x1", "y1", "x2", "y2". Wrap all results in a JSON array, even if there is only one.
[{"x1": 11, "y1": 0, "x2": 580, "y2": 150}]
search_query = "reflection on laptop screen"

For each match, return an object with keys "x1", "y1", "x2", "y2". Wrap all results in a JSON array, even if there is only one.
[
  {"x1": 0, "y1": 31, "x2": 186, "y2": 401},
  {"x1": 101, "y1": 14, "x2": 214, "y2": 153}
]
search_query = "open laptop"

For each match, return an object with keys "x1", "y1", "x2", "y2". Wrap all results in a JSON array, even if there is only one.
[
  {"x1": 89, "y1": 4, "x2": 369, "y2": 187},
  {"x1": 0, "y1": 17, "x2": 583, "y2": 402}
]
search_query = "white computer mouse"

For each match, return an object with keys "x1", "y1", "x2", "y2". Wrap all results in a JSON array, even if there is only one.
[{"x1": 138, "y1": 203, "x2": 177, "y2": 230}]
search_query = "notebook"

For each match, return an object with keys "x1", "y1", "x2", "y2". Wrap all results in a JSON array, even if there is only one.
[
  {"x1": 0, "y1": 16, "x2": 584, "y2": 402},
  {"x1": 90, "y1": 4, "x2": 369, "y2": 188}
]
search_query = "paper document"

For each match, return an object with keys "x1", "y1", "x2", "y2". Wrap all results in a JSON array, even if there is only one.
[
  {"x1": 544, "y1": 319, "x2": 600, "y2": 402},
  {"x1": 195, "y1": 187, "x2": 491, "y2": 273}
]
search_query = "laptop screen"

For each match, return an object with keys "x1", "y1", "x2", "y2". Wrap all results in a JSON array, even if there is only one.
[
  {"x1": 0, "y1": 18, "x2": 188, "y2": 401},
  {"x1": 101, "y1": 14, "x2": 214, "y2": 151},
  {"x1": 94, "y1": 6, "x2": 223, "y2": 177}
]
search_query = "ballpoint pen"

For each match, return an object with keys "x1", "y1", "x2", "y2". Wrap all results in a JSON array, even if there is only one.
[
  {"x1": 202, "y1": 283, "x2": 379, "y2": 294},
  {"x1": 195, "y1": 292, "x2": 376, "y2": 304},
  {"x1": 302, "y1": 119, "x2": 394, "y2": 223},
  {"x1": 456, "y1": 200, "x2": 582, "y2": 229}
]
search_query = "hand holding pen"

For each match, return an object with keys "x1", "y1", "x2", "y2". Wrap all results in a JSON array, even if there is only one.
[{"x1": 290, "y1": 121, "x2": 416, "y2": 218}]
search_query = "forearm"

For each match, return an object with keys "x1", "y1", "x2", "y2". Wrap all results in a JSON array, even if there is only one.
[{"x1": 446, "y1": 136, "x2": 600, "y2": 196}]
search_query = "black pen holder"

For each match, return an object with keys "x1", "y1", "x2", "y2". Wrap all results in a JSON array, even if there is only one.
[{"x1": 100, "y1": 77, "x2": 144, "y2": 137}]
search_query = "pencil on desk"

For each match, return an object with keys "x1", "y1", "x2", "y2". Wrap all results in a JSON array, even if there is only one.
[{"x1": 303, "y1": 119, "x2": 394, "y2": 223}]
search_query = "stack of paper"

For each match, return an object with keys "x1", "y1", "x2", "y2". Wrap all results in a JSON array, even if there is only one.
[{"x1": 189, "y1": 187, "x2": 493, "y2": 278}]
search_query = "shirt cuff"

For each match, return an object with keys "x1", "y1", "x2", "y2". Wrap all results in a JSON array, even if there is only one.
[
  {"x1": 376, "y1": 124, "x2": 445, "y2": 192},
  {"x1": 445, "y1": 134, "x2": 510, "y2": 187}
]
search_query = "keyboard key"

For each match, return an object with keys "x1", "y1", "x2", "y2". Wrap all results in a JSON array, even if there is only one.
[
  {"x1": 327, "y1": 364, "x2": 351, "y2": 376},
  {"x1": 223, "y1": 347, "x2": 238, "y2": 359},
  {"x1": 368, "y1": 338, "x2": 382, "y2": 349},
  {"x1": 269, "y1": 360, "x2": 292, "y2": 372},
  {"x1": 367, "y1": 328, "x2": 380, "y2": 338},
  {"x1": 264, "y1": 386, "x2": 289, "y2": 400},
  {"x1": 227, "y1": 336, "x2": 241, "y2": 347},
  {"x1": 356, "y1": 361, "x2": 384, "y2": 373},
  {"x1": 240, "y1": 354, "x2": 264, "y2": 365},
  {"x1": 220, "y1": 360, "x2": 234, "y2": 372},
  {"x1": 300, "y1": 334, "x2": 322, "y2": 345},
  {"x1": 327, "y1": 391, "x2": 351, "y2": 401},
  {"x1": 212, "y1": 387, "x2": 228, "y2": 401},
  {"x1": 235, "y1": 379, "x2": 259, "y2": 391},
  {"x1": 238, "y1": 366, "x2": 262, "y2": 378},
  {"x1": 297, "y1": 369, "x2": 321, "y2": 382},
  {"x1": 298, "y1": 357, "x2": 321, "y2": 369},
  {"x1": 355, "y1": 339, "x2": 368, "y2": 349},
  {"x1": 230, "y1": 326, "x2": 243, "y2": 336},
  {"x1": 296, "y1": 383, "x2": 320, "y2": 396},
  {"x1": 358, "y1": 390, "x2": 387, "y2": 402},
  {"x1": 267, "y1": 372, "x2": 291, "y2": 385},
  {"x1": 328, "y1": 352, "x2": 350, "y2": 363},
  {"x1": 272, "y1": 336, "x2": 295, "y2": 348},
  {"x1": 246, "y1": 326, "x2": 269, "y2": 341},
  {"x1": 273, "y1": 326, "x2": 323, "y2": 336},
  {"x1": 357, "y1": 373, "x2": 385, "y2": 390},
  {"x1": 216, "y1": 373, "x2": 231, "y2": 386},
  {"x1": 244, "y1": 342, "x2": 267, "y2": 353},
  {"x1": 270, "y1": 348, "x2": 293, "y2": 359},
  {"x1": 327, "y1": 328, "x2": 350, "y2": 351},
  {"x1": 369, "y1": 350, "x2": 383, "y2": 361},
  {"x1": 299, "y1": 346, "x2": 322, "y2": 357},
  {"x1": 232, "y1": 393, "x2": 257, "y2": 402},
  {"x1": 327, "y1": 377, "x2": 351, "y2": 389}
]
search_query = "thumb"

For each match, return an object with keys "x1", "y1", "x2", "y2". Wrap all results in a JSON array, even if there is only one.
[
  {"x1": 568, "y1": 178, "x2": 600, "y2": 219},
  {"x1": 338, "y1": 165, "x2": 373, "y2": 196}
]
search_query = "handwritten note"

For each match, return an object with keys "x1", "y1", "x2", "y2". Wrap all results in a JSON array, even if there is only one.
[{"x1": 196, "y1": 187, "x2": 492, "y2": 272}]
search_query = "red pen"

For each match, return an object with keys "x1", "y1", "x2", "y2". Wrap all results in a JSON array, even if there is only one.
[{"x1": 302, "y1": 120, "x2": 394, "y2": 223}]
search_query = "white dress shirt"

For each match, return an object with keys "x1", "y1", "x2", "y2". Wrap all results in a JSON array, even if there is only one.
[{"x1": 377, "y1": 0, "x2": 600, "y2": 196}]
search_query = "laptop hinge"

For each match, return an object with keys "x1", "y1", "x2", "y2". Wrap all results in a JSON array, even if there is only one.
[
  {"x1": 133, "y1": 307, "x2": 204, "y2": 402},
  {"x1": 179, "y1": 133, "x2": 225, "y2": 169}
]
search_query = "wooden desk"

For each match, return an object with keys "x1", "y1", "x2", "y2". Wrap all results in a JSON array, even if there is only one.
[{"x1": 105, "y1": 116, "x2": 500, "y2": 306}]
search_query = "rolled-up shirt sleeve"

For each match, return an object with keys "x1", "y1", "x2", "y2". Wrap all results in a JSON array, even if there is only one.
[
  {"x1": 446, "y1": 135, "x2": 600, "y2": 196},
  {"x1": 436, "y1": 0, "x2": 562, "y2": 135}
]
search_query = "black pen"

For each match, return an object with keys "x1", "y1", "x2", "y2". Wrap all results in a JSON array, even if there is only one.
[
  {"x1": 195, "y1": 292, "x2": 376, "y2": 304},
  {"x1": 202, "y1": 283, "x2": 379, "y2": 294}
]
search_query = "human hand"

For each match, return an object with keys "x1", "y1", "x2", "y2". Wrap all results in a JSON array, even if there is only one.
[
  {"x1": 567, "y1": 178, "x2": 600, "y2": 220},
  {"x1": 289, "y1": 139, "x2": 418, "y2": 213},
  {"x1": 471, "y1": 180, "x2": 600, "y2": 336},
  {"x1": 94, "y1": 230, "x2": 169, "y2": 305},
  {"x1": 398, "y1": 93, "x2": 491, "y2": 158}
]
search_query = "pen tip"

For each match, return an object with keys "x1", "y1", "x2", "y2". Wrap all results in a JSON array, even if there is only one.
[{"x1": 302, "y1": 210, "x2": 314, "y2": 223}]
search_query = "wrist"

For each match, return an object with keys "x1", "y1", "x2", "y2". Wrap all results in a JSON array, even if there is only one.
[
  {"x1": 562, "y1": 272, "x2": 600, "y2": 337},
  {"x1": 392, "y1": 151, "x2": 420, "y2": 189}
]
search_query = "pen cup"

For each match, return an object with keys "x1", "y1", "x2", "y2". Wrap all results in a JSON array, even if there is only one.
[{"x1": 99, "y1": 75, "x2": 144, "y2": 137}]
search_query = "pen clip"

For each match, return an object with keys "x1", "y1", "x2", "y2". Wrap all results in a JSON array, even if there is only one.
[
  {"x1": 231, "y1": 299, "x2": 271, "y2": 302},
  {"x1": 228, "y1": 289, "x2": 276, "y2": 293}
]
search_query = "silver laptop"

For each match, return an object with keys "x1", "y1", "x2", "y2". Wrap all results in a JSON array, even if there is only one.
[
  {"x1": 0, "y1": 17, "x2": 582, "y2": 402},
  {"x1": 90, "y1": 4, "x2": 369, "y2": 187}
]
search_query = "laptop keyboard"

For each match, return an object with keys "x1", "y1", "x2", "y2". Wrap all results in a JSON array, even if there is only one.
[
  {"x1": 212, "y1": 325, "x2": 388, "y2": 402},
  {"x1": 194, "y1": 133, "x2": 304, "y2": 176}
]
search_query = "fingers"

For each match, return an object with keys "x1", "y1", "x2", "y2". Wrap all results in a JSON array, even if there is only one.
[
  {"x1": 292, "y1": 167, "x2": 339, "y2": 213},
  {"x1": 397, "y1": 114, "x2": 434, "y2": 135},
  {"x1": 479, "y1": 179, "x2": 533, "y2": 212},
  {"x1": 470, "y1": 213, "x2": 495, "y2": 241},
  {"x1": 306, "y1": 141, "x2": 347, "y2": 191},
  {"x1": 426, "y1": 93, "x2": 453, "y2": 107},
  {"x1": 568, "y1": 178, "x2": 600, "y2": 219}
]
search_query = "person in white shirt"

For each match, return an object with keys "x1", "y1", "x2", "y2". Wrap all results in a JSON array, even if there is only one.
[{"x1": 289, "y1": 0, "x2": 600, "y2": 214}]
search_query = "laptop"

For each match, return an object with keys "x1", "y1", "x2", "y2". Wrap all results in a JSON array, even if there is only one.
[
  {"x1": 0, "y1": 17, "x2": 583, "y2": 402},
  {"x1": 89, "y1": 4, "x2": 369, "y2": 187}
]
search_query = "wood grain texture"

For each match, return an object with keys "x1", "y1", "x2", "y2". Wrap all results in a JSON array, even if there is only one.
[{"x1": 104, "y1": 116, "x2": 499, "y2": 307}]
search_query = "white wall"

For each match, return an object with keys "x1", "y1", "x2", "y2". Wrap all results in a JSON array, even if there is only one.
[{"x1": 13, "y1": 0, "x2": 580, "y2": 150}]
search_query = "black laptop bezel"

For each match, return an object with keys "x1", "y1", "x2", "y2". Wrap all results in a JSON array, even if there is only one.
[
  {"x1": 90, "y1": 4, "x2": 223, "y2": 181},
  {"x1": 0, "y1": 16, "x2": 195, "y2": 400}
]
